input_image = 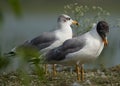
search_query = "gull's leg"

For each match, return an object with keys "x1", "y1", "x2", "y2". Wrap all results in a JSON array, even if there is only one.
[
  {"x1": 76, "y1": 64, "x2": 80, "y2": 81},
  {"x1": 53, "y1": 64, "x2": 56, "y2": 76},
  {"x1": 45, "y1": 64, "x2": 47, "y2": 75},
  {"x1": 80, "y1": 64, "x2": 84, "y2": 81}
]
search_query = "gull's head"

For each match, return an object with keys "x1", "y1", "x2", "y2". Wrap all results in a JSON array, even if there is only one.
[
  {"x1": 96, "y1": 21, "x2": 109, "y2": 46},
  {"x1": 57, "y1": 14, "x2": 79, "y2": 26}
]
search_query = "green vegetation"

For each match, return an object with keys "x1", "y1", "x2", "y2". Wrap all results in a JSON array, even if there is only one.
[
  {"x1": 0, "y1": 49, "x2": 10, "y2": 69},
  {"x1": 0, "y1": 0, "x2": 22, "y2": 69},
  {"x1": 64, "y1": 3, "x2": 110, "y2": 35},
  {"x1": 8, "y1": 0, "x2": 22, "y2": 17},
  {"x1": 0, "y1": 10, "x2": 3, "y2": 26}
]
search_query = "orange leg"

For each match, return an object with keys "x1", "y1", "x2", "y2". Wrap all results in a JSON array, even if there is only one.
[
  {"x1": 76, "y1": 64, "x2": 80, "y2": 81},
  {"x1": 80, "y1": 64, "x2": 84, "y2": 81}
]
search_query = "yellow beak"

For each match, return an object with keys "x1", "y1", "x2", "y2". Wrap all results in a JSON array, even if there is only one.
[{"x1": 72, "y1": 20, "x2": 79, "y2": 26}]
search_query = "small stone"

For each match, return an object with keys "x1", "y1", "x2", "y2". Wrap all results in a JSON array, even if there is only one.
[
  {"x1": 10, "y1": 75, "x2": 17, "y2": 79},
  {"x1": 72, "y1": 82, "x2": 81, "y2": 86},
  {"x1": 84, "y1": 80, "x2": 91, "y2": 85},
  {"x1": 2, "y1": 72, "x2": 7, "y2": 75},
  {"x1": 97, "y1": 69, "x2": 101, "y2": 74},
  {"x1": 49, "y1": 84, "x2": 54, "y2": 86},
  {"x1": 86, "y1": 72, "x2": 94, "y2": 77},
  {"x1": 101, "y1": 73, "x2": 107, "y2": 78}
]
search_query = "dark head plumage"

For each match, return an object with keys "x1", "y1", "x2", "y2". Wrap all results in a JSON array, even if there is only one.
[{"x1": 96, "y1": 21, "x2": 109, "y2": 46}]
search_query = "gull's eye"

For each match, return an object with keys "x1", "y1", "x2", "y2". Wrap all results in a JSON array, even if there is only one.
[{"x1": 66, "y1": 18, "x2": 71, "y2": 20}]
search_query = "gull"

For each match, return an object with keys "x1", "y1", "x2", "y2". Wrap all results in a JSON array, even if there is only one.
[
  {"x1": 6, "y1": 14, "x2": 79, "y2": 75},
  {"x1": 45, "y1": 21, "x2": 109, "y2": 81}
]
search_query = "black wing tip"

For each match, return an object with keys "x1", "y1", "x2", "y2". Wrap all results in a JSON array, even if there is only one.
[{"x1": 4, "y1": 51, "x2": 16, "y2": 57}]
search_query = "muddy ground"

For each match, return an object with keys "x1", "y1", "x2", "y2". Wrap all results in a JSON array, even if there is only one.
[{"x1": 0, "y1": 64, "x2": 120, "y2": 86}]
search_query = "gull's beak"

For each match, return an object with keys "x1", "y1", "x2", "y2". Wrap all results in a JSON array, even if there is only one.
[
  {"x1": 103, "y1": 37, "x2": 108, "y2": 46},
  {"x1": 72, "y1": 20, "x2": 79, "y2": 26}
]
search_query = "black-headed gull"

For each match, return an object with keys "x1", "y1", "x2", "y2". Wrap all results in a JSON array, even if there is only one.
[{"x1": 45, "y1": 21, "x2": 109, "y2": 81}]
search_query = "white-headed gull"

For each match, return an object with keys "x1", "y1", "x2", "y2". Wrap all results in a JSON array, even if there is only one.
[{"x1": 6, "y1": 14, "x2": 79, "y2": 75}]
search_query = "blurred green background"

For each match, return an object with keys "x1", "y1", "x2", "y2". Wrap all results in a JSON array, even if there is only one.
[{"x1": 0, "y1": 0, "x2": 120, "y2": 71}]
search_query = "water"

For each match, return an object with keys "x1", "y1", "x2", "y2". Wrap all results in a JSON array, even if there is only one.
[
  {"x1": 0, "y1": 0, "x2": 120, "y2": 70},
  {"x1": 1, "y1": 13, "x2": 58, "y2": 51}
]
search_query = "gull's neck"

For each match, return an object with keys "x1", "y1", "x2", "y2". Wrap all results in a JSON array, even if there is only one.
[
  {"x1": 57, "y1": 23, "x2": 72, "y2": 32},
  {"x1": 55, "y1": 22, "x2": 73, "y2": 39},
  {"x1": 58, "y1": 22, "x2": 71, "y2": 28},
  {"x1": 89, "y1": 25, "x2": 102, "y2": 41}
]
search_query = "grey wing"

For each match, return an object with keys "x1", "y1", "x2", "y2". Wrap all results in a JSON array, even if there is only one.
[
  {"x1": 30, "y1": 32, "x2": 57, "y2": 50},
  {"x1": 5, "y1": 32, "x2": 57, "y2": 56},
  {"x1": 46, "y1": 37, "x2": 86, "y2": 61}
]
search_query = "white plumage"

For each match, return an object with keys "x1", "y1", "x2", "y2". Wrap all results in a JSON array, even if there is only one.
[
  {"x1": 45, "y1": 21, "x2": 109, "y2": 81},
  {"x1": 7, "y1": 14, "x2": 78, "y2": 56},
  {"x1": 6, "y1": 14, "x2": 78, "y2": 76}
]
